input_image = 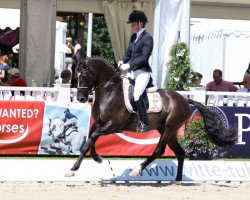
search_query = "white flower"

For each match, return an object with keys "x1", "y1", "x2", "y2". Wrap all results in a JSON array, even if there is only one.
[
  {"x1": 176, "y1": 52, "x2": 184, "y2": 57},
  {"x1": 174, "y1": 77, "x2": 180, "y2": 81}
]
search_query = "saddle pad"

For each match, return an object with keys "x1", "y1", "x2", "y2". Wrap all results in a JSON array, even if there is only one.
[{"x1": 122, "y1": 78, "x2": 162, "y2": 113}]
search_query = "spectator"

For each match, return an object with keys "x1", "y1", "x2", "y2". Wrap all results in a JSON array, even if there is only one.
[
  {"x1": 54, "y1": 68, "x2": 60, "y2": 84},
  {"x1": 206, "y1": 69, "x2": 238, "y2": 92},
  {"x1": 0, "y1": 51, "x2": 12, "y2": 83},
  {"x1": 0, "y1": 68, "x2": 27, "y2": 87},
  {"x1": 238, "y1": 64, "x2": 250, "y2": 92},
  {"x1": 191, "y1": 72, "x2": 203, "y2": 87},
  {"x1": 60, "y1": 69, "x2": 72, "y2": 84},
  {"x1": 73, "y1": 39, "x2": 82, "y2": 64},
  {"x1": 65, "y1": 37, "x2": 74, "y2": 71}
]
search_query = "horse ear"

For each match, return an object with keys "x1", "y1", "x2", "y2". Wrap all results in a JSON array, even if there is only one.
[{"x1": 79, "y1": 58, "x2": 88, "y2": 69}]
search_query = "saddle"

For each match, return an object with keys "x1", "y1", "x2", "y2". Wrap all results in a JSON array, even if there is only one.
[{"x1": 122, "y1": 77, "x2": 162, "y2": 113}]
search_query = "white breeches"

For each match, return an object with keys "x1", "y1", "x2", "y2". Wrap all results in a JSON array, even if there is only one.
[
  {"x1": 64, "y1": 117, "x2": 78, "y2": 127},
  {"x1": 128, "y1": 69, "x2": 151, "y2": 101}
]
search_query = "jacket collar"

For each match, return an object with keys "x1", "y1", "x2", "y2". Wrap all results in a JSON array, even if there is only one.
[{"x1": 135, "y1": 29, "x2": 146, "y2": 43}]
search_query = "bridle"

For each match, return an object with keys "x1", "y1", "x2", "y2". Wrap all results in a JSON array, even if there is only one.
[
  {"x1": 76, "y1": 60, "x2": 95, "y2": 94},
  {"x1": 76, "y1": 59, "x2": 120, "y2": 96}
]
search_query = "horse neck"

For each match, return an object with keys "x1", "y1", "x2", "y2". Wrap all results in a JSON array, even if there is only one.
[
  {"x1": 89, "y1": 58, "x2": 123, "y2": 103},
  {"x1": 94, "y1": 75, "x2": 122, "y2": 99},
  {"x1": 93, "y1": 65, "x2": 116, "y2": 84}
]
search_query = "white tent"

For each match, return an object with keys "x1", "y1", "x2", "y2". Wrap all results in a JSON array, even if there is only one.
[
  {"x1": 0, "y1": 8, "x2": 20, "y2": 29},
  {"x1": 190, "y1": 19, "x2": 250, "y2": 85}
]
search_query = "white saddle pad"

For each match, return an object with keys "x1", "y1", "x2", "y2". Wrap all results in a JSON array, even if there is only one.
[{"x1": 122, "y1": 78, "x2": 162, "y2": 113}]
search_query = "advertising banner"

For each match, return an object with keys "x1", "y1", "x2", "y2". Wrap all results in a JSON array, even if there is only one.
[
  {"x1": 0, "y1": 101, "x2": 44, "y2": 154},
  {"x1": 38, "y1": 102, "x2": 91, "y2": 155},
  {"x1": 0, "y1": 100, "x2": 250, "y2": 158}
]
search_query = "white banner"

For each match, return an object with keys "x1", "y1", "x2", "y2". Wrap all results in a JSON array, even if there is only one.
[{"x1": 0, "y1": 159, "x2": 249, "y2": 182}]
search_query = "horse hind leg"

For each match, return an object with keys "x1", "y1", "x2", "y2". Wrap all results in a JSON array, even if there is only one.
[
  {"x1": 168, "y1": 135, "x2": 185, "y2": 182},
  {"x1": 130, "y1": 134, "x2": 168, "y2": 177}
]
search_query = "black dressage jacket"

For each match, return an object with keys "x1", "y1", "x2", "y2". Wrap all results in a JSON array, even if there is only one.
[{"x1": 122, "y1": 30, "x2": 153, "y2": 72}]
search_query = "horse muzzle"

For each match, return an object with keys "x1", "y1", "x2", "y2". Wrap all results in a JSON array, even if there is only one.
[{"x1": 77, "y1": 87, "x2": 89, "y2": 103}]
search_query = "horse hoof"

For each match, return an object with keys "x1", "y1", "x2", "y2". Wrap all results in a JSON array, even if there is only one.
[
  {"x1": 96, "y1": 156, "x2": 103, "y2": 164},
  {"x1": 65, "y1": 170, "x2": 75, "y2": 177},
  {"x1": 129, "y1": 165, "x2": 141, "y2": 177},
  {"x1": 174, "y1": 181, "x2": 182, "y2": 185}
]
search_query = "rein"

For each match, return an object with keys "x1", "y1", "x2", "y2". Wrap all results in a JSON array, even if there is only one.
[{"x1": 89, "y1": 69, "x2": 120, "y2": 93}]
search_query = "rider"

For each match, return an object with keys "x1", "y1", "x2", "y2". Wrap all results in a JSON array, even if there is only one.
[
  {"x1": 58, "y1": 108, "x2": 78, "y2": 139},
  {"x1": 118, "y1": 10, "x2": 153, "y2": 133}
]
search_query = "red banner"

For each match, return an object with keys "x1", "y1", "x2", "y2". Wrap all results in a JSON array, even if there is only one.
[
  {"x1": 0, "y1": 100, "x2": 184, "y2": 157},
  {"x1": 0, "y1": 101, "x2": 44, "y2": 154},
  {"x1": 95, "y1": 129, "x2": 184, "y2": 157}
]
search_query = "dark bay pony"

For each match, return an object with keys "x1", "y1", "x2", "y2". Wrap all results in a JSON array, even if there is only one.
[{"x1": 65, "y1": 57, "x2": 237, "y2": 181}]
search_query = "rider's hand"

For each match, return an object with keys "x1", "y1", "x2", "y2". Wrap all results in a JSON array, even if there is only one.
[
  {"x1": 120, "y1": 63, "x2": 130, "y2": 71},
  {"x1": 118, "y1": 60, "x2": 124, "y2": 67}
]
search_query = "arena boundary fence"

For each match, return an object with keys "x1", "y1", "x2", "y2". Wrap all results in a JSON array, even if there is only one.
[
  {"x1": 0, "y1": 159, "x2": 249, "y2": 182},
  {"x1": 1, "y1": 85, "x2": 250, "y2": 106}
]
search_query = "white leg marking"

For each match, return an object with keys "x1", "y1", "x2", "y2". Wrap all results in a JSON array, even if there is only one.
[
  {"x1": 65, "y1": 170, "x2": 75, "y2": 177},
  {"x1": 129, "y1": 165, "x2": 142, "y2": 177}
]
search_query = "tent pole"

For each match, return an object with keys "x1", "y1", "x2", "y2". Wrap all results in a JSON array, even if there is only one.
[{"x1": 87, "y1": 13, "x2": 93, "y2": 57}]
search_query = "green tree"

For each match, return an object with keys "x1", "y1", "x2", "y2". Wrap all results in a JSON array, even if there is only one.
[
  {"x1": 84, "y1": 14, "x2": 116, "y2": 65},
  {"x1": 165, "y1": 42, "x2": 195, "y2": 91}
]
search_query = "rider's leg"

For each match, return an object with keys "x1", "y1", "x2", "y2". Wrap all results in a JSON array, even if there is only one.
[
  {"x1": 133, "y1": 70, "x2": 150, "y2": 132},
  {"x1": 135, "y1": 95, "x2": 149, "y2": 132},
  {"x1": 58, "y1": 117, "x2": 78, "y2": 138},
  {"x1": 58, "y1": 126, "x2": 67, "y2": 139}
]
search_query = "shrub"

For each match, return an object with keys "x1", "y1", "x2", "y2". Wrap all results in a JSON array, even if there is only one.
[
  {"x1": 165, "y1": 42, "x2": 195, "y2": 91},
  {"x1": 179, "y1": 116, "x2": 225, "y2": 160}
]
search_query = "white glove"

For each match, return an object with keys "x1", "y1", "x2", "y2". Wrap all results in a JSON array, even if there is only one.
[
  {"x1": 118, "y1": 60, "x2": 123, "y2": 67},
  {"x1": 120, "y1": 63, "x2": 130, "y2": 71}
]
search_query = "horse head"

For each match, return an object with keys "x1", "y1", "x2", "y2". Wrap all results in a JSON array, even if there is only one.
[
  {"x1": 76, "y1": 59, "x2": 95, "y2": 103},
  {"x1": 48, "y1": 117, "x2": 64, "y2": 138},
  {"x1": 76, "y1": 57, "x2": 118, "y2": 103}
]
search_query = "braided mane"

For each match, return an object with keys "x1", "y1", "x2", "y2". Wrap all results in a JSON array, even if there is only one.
[{"x1": 87, "y1": 56, "x2": 116, "y2": 70}]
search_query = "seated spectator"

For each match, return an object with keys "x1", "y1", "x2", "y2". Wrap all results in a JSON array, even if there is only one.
[
  {"x1": 60, "y1": 69, "x2": 72, "y2": 84},
  {"x1": 206, "y1": 69, "x2": 238, "y2": 92},
  {"x1": 238, "y1": 67, "x2": 250, "y2": 92},
  {"x1": 0, "y1": 68, "x2": 27, "y2": 87},
  {"x1": 191, "y1": 72, "x2": 203, "y2": 87}
]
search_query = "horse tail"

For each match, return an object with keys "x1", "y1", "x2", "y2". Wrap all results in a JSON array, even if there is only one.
[{"x1": 187, "y1": 99, "x2": 238, "y2": 147}]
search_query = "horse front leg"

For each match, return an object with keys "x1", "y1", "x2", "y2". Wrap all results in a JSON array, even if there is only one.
[
  {"x1": 88, "y1": 123, "x2": 103, "y2": 163},
  {"x1": 90, "y1": 121, "x2": 117, "y2": 164},
  {"x1": 65, "y1": 121, "x2": 115, "y2": 177},
  {"x1": 65, "y1": 135, "x2": 93, "y2": 177}
]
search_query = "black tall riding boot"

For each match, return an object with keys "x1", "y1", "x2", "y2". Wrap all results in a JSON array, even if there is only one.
[{"x1": 135, "y1": 96, "x2": 149, "y2": 132}]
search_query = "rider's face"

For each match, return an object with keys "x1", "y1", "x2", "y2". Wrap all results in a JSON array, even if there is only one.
[{"x1": 130, "y1": 22, "x2": 143, "y2": 33}]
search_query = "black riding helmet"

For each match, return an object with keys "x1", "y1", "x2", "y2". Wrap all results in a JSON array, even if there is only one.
[{"x1": 127, "y1": 10, "x2": 148, "y2": 24}]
